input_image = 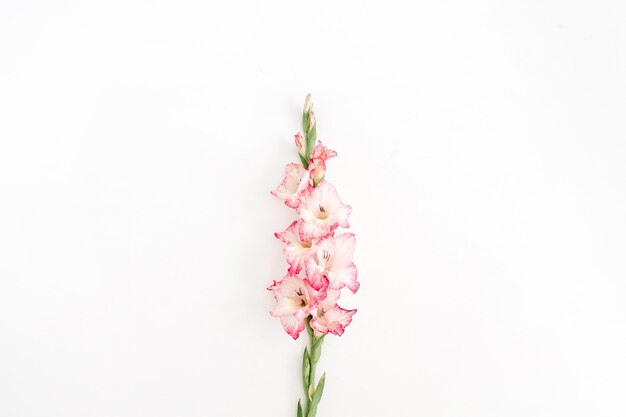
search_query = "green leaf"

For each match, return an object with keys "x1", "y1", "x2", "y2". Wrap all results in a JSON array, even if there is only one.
[
  {"x1": 312, "y1": 373, "x2": 326, "y2": 407},
  {"x1": 297, "y1": 399, "x2": 303, "y2": 417},
  {"x1": 298, "y1": 153, "x2": 309, "y2": 168},
  {"x1": 302, "y1": 347, "x2": 311, "y2": 396}
]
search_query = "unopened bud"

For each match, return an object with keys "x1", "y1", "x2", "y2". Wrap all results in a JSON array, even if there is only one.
[
  {"x1": 308, "y1": 158, "x2": 326, "y2": 186},
  {"x1": 294, "y1": 132, "x2": 305, "y2": 157},
  {"x1": 303, "y1": 94, "x2": 313, "y2": 115}
]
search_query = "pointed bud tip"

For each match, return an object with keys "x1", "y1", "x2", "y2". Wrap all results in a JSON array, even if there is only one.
[{"x1": 304, "y1": 94, "x2": 313, "y2": 113}]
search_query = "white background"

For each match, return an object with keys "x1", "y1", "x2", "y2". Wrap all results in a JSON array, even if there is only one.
[{"x1": 1, "y1": 1, "x2": 625, "y2": 416}]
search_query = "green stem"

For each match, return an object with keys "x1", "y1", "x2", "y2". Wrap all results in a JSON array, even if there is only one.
[
  {"x1": 300, "y1": 317, "x2": 325, "y2": 417},
  {"x1": 307, "y1": 320, "x2": 316, "y2": 400}
]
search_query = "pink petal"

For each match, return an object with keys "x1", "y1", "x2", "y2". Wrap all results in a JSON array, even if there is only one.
[
  {"x1": 280, "y1": 313, "x2": 307, "y2": 340},
  {"x1": 271, "y1": 163, "x2": 309, "y2": 209},
  {"x1": 332, "y1": 233, "x2": 356, "y2": 267},
  {"x1": 331, "y1": 263, "x2": 359, "y2": 293},
  {"x1": 306, "y1": 268, "x2": 329, "y2": 293},
  {"x1": 297, "y1": 182, "x2": 351, "y2": 240},
  {"x1": 305, "y1": 233, "x2": 359, "y2": 293},
  {"x1": 310, "y1": 304, "x2": 357, "y2": 336},
  {"x1": 311, "y1": 141, "x2": 338, "y2": 161},
  {"x1": 275, "y1": 220, "x2": 316, "y2": 274}
]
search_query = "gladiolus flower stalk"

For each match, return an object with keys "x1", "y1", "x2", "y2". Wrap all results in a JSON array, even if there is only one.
[{"x1": 270, "y1": 95, "x2": 359, "y2": 417}]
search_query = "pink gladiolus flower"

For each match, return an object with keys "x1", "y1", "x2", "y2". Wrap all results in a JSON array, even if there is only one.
[
  {"x1": 310, "y1": 141, "x2": 337, "y2": 161},
  {"x1": 297, "y1": 181, "x2": 351, "y2": 240},
  {"x1": 275, "y1": 220, "x2": 317, "y2": 274},
  {"x1": 310, "y1": 290, "x2": 357, "y2": 336},
  {"x1": 306, "y1": 233, "x2": 359, "y2": 293},
  {"x1": 268, "y1": 274, "x2": 320, "y2": 340},
  {"x1": 271, "y1": 163, "x2": 309, "y2": 209}
]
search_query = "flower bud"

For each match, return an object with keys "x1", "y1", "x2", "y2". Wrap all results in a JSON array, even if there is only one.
[
  {"x1": 302, "y1": 94, "x2": 315, "y2": 135},
  {"x1": 294, "y1": 132, "x2": 305, "y2": 157},
  {"x1": 301, "y1": 94, "x2": 317, "y2": 164},
  {"x1": 308, "y1": 158, "x2": 326, "y2": 186},
  {"x1": 303, "y1": 94, "x2": 313, "y2": 115}
]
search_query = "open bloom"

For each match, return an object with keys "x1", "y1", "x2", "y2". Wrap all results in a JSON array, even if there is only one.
[
  {"x1": 306, "y1": 233, "x2": 359, "y2": 293},
  {"x1": 308, "y1": 141, "x2": 337, "y2": 185},
  {"x1": 297, "y1": 181, "x2": 351, "y2": 240},
  {"x1": 311, "y1": 141, "x2": 337, "y2": 162},
  {"x1": 310, "y1": 290, "x2": 357, "y2": 336},
  {"x1": 275, "y1": 220, "x2": 316, "y2": 274},
  {"x1": 268, "y1": 274, "x2": 321, "y2": 339},
  {"x1": 271, "y1": 163, "x2": 309, "y2": 209}
]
